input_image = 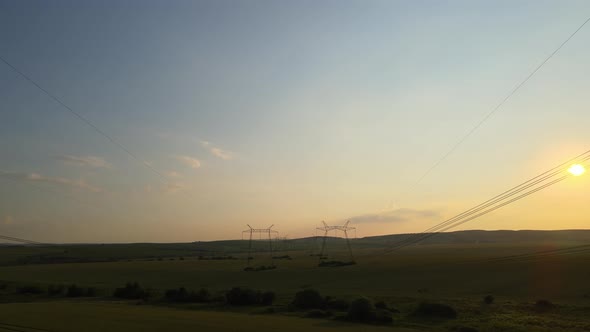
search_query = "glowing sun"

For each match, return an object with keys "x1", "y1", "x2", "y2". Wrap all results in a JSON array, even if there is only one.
[{"x1": 568, "y1": 164, "x2": 586, "y2": 176}]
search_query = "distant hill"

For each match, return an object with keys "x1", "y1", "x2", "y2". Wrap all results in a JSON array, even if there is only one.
[{"x1": 2, "y1": 229, "x2": 589, "y2": 266}]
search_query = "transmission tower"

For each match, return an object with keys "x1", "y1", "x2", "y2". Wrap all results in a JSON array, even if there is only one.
[
  {"x1": 242, "y1": 224, "x2": 279, "y2": 266},
  {"x1": 316, "y1": 220, "x2": 356, "y2": 263}
]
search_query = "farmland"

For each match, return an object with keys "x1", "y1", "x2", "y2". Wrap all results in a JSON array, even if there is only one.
[{"x1": 1, "y1": 230, "x2": 590, "y2": 331}]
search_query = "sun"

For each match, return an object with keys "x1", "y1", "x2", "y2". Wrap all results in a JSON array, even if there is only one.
[{"x1": 568, "y1": 164, "x2": 586, "y2": 176}]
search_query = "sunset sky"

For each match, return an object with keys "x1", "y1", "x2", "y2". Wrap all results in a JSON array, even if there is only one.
[{"x1": 1, "y1": 1, "x2": 590, "y2": 243}]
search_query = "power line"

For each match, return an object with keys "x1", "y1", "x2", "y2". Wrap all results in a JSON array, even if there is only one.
[
  {"x1": 0, "y1": 55, "x2": 169, "y2": 183},
  {"x1": 381, "y1": 175, "x2": 569, "y2": 255},
  {"x1": 0, "y1": 234, "x2": 48, "y2": 246},
  {"x1": 416, "y1": 16, "x2": 590, "y2": 184},
  {"x1": 481, "y1": 244, "x2": 590, "y2": 264},
  {"x1": 374, "y1": 149, "x2": 590, "y2": 255}
]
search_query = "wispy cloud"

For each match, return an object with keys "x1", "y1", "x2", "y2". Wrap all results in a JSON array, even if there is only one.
[
  {"x1": 349, "y1": 208, "x2": 441, "y2": 224},
  {"x1": 201, "y1": 141, "x2": 233, "y2": 160},
  {"x1": 55, "y1": 155, "x2": 112, "y2": 169},
  {"x1": 145, "y1": 181, "x2": 187, "y2": 194},
  {"x1": 165, "y1": 171, "x2": 182, "y2": 178},
  {"x1": 174, "y1": 155, "x2": 201, "y2": 169},
  {"x1": 163, "y1": 182, "x2": 186, "y2": 194},
  {"x1": 0, "y1": 170, "x2": 103, "y2": 193}
]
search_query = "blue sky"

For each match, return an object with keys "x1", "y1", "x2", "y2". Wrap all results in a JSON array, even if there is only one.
[{"x1": 1, "y1": 1, "x2": 590, "y2": 242}]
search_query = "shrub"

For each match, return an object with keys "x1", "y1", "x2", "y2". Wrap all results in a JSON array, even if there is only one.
[
  {"x1": 292, "y1": 289, "x2": 325, "y2": 309},
  {"x1": 375, "y1": 300, "x2": 387, "y2": 310},
  {"x1": 318, "y1": 260, "x2": 355, "y2": 267},
  {"x1": 260, "y1": 291, "x2": 275, "y2": 305},
  {"x1": 413, "y1": 302, "x2": 457, "y2": 319},
  {"x1": 306, "y1": 309, "x2": 333, "y2": 318},
  {"x1": 374, "y1": 300, "x2": 399, "y2": 313},
  {"x1": 67, "y1": 284, "x2": 86, "y2": 297},
  {"x1": 196, "y1": 288, "x2": 211, "y2": 302},
  {"x1": 243, "y1": 265, "x2": 276, "y2": 272},
  {"x1": 16, "y1": 285, "x2": 44, "y2": 295},
  {"x1": 226, "y1": 287, "x2": 258, "y2": 305},
  {"x1": 164, "y1": 287, "x2": 211, "y2": 303},
  {"x1": 86, "y1": 287, "x2": 97, "y2": 297},
  {"x1": 113, "y1": 282, "x2": 151, "y2": 300},
  {"x1": 272, "y1": 255, "x2": 292, "y2": 260},
  {"x1": 327, "y1": 298, "x2": 350, "y2": 311},
  {"x1": 483, "y1": 295, "x2": 494, "y2": 305},
  {"x1": 347, "y1": 297, "x2": 377, "y2": 322},
  {"x1": 375, "y1": 309, "x2": 393, "y2": 324},
  {"x1": 534, "y1": 299, "x2": 554, "y2": 312},
  {"x1": 47, "y1": 285, "x2": 65, "y2": 296}
]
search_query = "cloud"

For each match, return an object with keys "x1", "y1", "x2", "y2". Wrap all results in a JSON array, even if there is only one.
[
  {"x1": 349, "y1": 208, "x2": 441, "y2": 224},
  {"x1": 56, "y1": 155, "x2": 112, "y2": 169},
  {"x1": 165, "y1": 171, "x2": 182, "y2": 178},
  {"x1": 145, "y1": 182, "x2": 187, "y2": 195},
  {"x1": 163, "y1": 182, "x2": 186, "y2": 194},
  {"x1": 0, "y1": 170, "x2": 103, "y2": 193},
  {"x1": 174, "y1": 156, "x2": 201, "y2": 169},
  {"x1": 200, "y1": 141, "x2": 233, "y2": 160}
]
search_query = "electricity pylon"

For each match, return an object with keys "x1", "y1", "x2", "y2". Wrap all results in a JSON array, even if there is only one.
[
  {"x1": 316, "y1": 220, "x2": 355, "y2": 262},
  {"x1": 242, "y1": 224, "x2": 279, "y2": 266}
]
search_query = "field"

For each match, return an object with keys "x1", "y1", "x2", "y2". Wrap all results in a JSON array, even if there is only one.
[{"x1": 1, "y1": 231, "x2": 590, "y2": 331}]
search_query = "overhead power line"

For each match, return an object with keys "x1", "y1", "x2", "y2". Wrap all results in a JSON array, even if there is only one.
[
  {"x1": 416, "y1": 16, "x2": 590, "y2": 184},
  {"x1": 0, "y1": 55, "x2": 168, "y2": 183},
  {"x1": 478, "y1": 244, "x2": 590, "y2": 264},
  {"x1": 0, "y1": 234, "x2": 48, "y2": 246},
  {"x1": 375, "y1": 149, "x2": 590, "y2": 255}
]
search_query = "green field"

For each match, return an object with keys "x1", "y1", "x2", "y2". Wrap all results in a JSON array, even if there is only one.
[
  {"x1": 0, "y1": 301, "x2": 419, "y2": 332},
  {"x1": 1, "y1": 231, "x2": 590, "y2": 331}
]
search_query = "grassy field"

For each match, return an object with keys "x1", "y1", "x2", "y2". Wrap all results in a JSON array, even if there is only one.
[
  {"x1": 1, "y1": 234, "x2": 590, "y2": 331},
  {"x1": 0, "y1": 301, "x2": 418, "y2": 332}
]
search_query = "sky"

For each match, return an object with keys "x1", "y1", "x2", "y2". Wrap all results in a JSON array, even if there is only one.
[{"x1": 1, "y1": 0, "x2": 590, "y2": 243}]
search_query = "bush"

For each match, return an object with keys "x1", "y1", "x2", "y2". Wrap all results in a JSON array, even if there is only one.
[
  {"x1": 413, "y1": 302, "x2": 457, "y2": 319},
  {"x1": 67, "y1": 284, "x2": 86, "y2": 297},
  {"x1": 261, "y1": 291, "x2": 275, "y2": 305},
  {"x1": 292, "y1": 289, "x2": 325, "y2": 309},
  {"x1": 45, "y1": 284, "x2": 95, "y2": 297},
  {"x1": 347, "y1": 297, "x2": 377, "y2": 322},
  {"x1": 327, "y1": 298, "x2": 350, "y2": 311},
  {"x1": 16, "y1": 285, "x2": 44, "y2": 295},
  {"x1": 164, "y1": 287, "x2": 211, "y2": 303},
  {"x1": 226, "y1": 287, "x2": 259, "y2": 305},
  {"x1": 375, "y1": 309, "x2": 393, "y2": 324},
  {"x1": 272, "y1": 255, "x2": 292, "y2": 260},
  {"x1": 47, "y1": 285, "x2": 65, "y2": 296},
  {"x1": 483, "y1": 295, "x2": 494, "y2": 305},
  {"x1": 113, "y1": 282, "x2": 151, "y2": 300},
  {"x1": 374, "y1": 300, "x2": 387, "y2": 309},
  {"x1": 306, "y1": 310, "x2": 333, "y2": 318},
  {"x1": 534, "y1": 299, "x2": 554, "y2": 312},
  {"x1": 243, "y1": 265, "x2": 276, "y2": 272},
  {"x1": 225, "y1": 287, "x2": 274, "y2": 306},
  {"x1": 374, "y1": 300, "x2": 400, "y2": 313},
  {"x1": 318, "y1": 261, "x2": 355, "y2": 267}
]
